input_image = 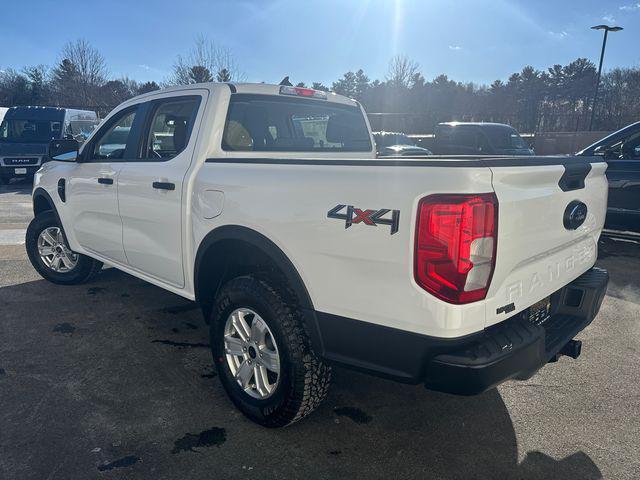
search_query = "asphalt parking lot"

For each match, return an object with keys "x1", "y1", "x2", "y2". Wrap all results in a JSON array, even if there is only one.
[{"x1": 1, "y1": 180, "x2": 639, "y2": 480}]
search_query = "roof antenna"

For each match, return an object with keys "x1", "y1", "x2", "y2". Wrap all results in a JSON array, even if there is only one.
[{"x1": 279, "y1": 76, "x2": 293, "y2": 86}]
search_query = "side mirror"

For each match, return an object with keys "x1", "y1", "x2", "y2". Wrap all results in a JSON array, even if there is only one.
[{"x1": 49, "y1": 139, "x2": 80, "y2": 162}]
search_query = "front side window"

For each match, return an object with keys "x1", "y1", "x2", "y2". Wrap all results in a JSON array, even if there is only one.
[
  {"x1": 90, "y1": 109, "x2": 137, "y2": 160},
  {"x1": 222, "y1": 94, "x2": 372, "y2": 152},
  {"x1": 143, "y1": 97, "x2": 200, "y2": 159},
  {"x1": 621, "y1": 132, "x2": 640, "y2": 159}
]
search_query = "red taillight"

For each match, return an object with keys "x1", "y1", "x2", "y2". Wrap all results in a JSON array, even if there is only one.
[
  {"x1": 294, "y1": 87, "x2": 316, "y2": 96},
  {"x1": 279, "y1": 85, "x2": 327, "y2": 100},
  {"x1": 414, "y1": 193, "x2": 498, "y2": 304}
]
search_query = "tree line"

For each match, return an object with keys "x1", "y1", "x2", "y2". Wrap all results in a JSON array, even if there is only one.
[
  {"x1": 322, "y1": 56, "x2": 640, "y2": 133},
  {"x1": 0, "y1": 37, "x2": 242, "y2": 117},
  {"x1": 1, "y1": 38, "x2": 638, "y2": 133}
]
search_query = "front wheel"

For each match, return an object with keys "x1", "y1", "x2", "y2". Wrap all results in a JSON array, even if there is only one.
[
  {"x1": 210, "y1": 276, "x2": 331, "y2": 427},
  {"x1": 26, "y1": 211, "x2": 103, "y2": 285}
]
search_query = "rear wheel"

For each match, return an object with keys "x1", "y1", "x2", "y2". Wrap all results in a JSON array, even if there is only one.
[
  {"x1": 210, "y1": 275, "x2": 331, "y2": 427},
  {"x1": 26, "y1": 211, "x2": 103, "y2": 285}
]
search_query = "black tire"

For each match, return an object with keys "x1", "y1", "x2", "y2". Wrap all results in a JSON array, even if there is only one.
[
  {"x1": 26, "y1": 210, "x2": 103, "y2": 285},
  {"x1": 210, "y1": 275, "x2": 331, "y2": 428}
]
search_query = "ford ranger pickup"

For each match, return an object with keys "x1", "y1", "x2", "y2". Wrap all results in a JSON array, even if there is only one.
[{"x1": 26, "y1": 83, "x2": 609, "y2": 427}]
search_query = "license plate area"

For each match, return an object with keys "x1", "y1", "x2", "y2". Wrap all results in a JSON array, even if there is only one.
[
  {"x1": 14, "y1": 168, "x2": 27, "y2": 175},
  {"x1": 528, "y1": 296, "x2": 551, "y2": 326}
]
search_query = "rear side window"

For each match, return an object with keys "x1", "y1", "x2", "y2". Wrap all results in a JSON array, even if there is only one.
[
  {"x1": 484, "y1": 126, "x2": 528, "y2": 150},
  {"x1": 451, "y1": 127, "x2": 478, "y2": 148},
  {"x1": 142, "y1": 97, "x2": 200, "y2": 160},
  {"x1": 222, "y1": 94, "x2": 372, "y2": 152}
]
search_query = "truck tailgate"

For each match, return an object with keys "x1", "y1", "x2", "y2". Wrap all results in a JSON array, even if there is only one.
[{"x1": 484, "y1": 157, "x2": 608, "y2": 328}]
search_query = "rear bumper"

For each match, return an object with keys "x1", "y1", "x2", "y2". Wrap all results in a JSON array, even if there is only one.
[
  {"x1": 425, "y1": 267, "x2": 609, "y2": 394},
  {"x1": 310, "y1": 267, "x2": 608, "y2": 394}
]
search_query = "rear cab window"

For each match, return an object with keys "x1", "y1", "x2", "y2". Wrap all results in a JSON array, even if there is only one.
[{"x1": 222, "y1": 94, "x2": 372, "y2": 153}]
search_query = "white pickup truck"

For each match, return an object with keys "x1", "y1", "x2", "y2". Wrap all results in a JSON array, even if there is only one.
[{"x1": 27, "y1": 83, "x2": 609, "y2": 427}]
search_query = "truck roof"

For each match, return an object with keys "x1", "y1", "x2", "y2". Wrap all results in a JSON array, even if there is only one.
[
  {"x1": 128, "y1": 82, "x2": 359, "y2": 107},
  {"x1": 4, "y1": 106, "x2": 97, "y2": 120}
]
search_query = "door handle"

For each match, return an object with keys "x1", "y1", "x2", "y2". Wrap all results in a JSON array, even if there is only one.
[
  {"x1": 98, "y1": 177, "x2": 113, "y2": 185},
  {"x1": 152, "y1": 181, "x2": 175, "y2": 191}
]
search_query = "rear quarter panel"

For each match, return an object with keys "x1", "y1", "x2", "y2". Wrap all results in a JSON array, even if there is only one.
[{"x1": 192, "y1": 160, "x2": 494, "y2": 338}]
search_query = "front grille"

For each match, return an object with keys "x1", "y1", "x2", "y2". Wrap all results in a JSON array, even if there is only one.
[{"x1": 3, "y1": 157, "x2": 39, "y2": 166}]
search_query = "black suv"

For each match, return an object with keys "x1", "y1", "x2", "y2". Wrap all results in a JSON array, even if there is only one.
[
  {"x1": 577, "y1": 121, "x2": 640, "y2": 233},
  {"x1": 432, "y1": 122, "x2": 534, "y2": 156}
]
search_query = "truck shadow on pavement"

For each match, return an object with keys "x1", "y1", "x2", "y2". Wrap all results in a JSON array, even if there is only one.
[
  {"x1": 0, "y1": 178, "x2": 33, "y2": 195},
  {"x1": 0, "y1": 268, "x2": 603, "y2": 480}
]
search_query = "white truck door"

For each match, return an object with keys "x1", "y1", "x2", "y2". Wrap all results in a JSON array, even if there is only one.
[
  {"x1": 116, "y1": 92, "x2": 205, "y2": 288},
  {"x1": 65, "y1": 106, "x2": 142, "y2": 264}
]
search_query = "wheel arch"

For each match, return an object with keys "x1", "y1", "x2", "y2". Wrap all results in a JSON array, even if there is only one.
[
  {"x1": 33, "y1": 187, "x2": 62, "y2": 224},
  {"x1": 194, "y1": 225, "x2": 315, "y2": 315}
]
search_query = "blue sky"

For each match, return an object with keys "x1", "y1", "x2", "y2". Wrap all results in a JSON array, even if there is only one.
[{"x1": 1, "y1": 0, "x2": 638, "y2": 86}]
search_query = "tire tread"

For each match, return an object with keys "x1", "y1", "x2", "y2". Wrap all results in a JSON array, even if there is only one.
[{"x1": 211, "y1": 275, "x2": 331, "y2": 427}]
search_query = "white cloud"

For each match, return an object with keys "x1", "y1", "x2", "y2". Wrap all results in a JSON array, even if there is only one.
[
  {"x1": 619, "y1": 3, "x2": 640, "y2": 10},
  {"x1": 603, "y1": 14, "x2": 616, "y2": 22},
  {"x1": 137, "y1": 64, "x2": 152, "y2": 71},
  {"x1": 448, "y1": 45, "x2": 462, "y2": 51},
  {"x1": 548, "y1": 31, "x2": 569, "y2": 39}
]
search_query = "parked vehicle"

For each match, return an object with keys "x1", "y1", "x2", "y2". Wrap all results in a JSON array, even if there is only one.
[
  {"x1": 576, "y1": 121, "x2": 640, "y2": 232},
  {"x1": 432, "y1": 122, "x2": 534, "y2": 156},
  {"x1": 0, "y1": 106, "x2": 98, "y2": 184},
  {"x1": 27, "y1": 83, "x2": 608, "y2": 427},
  {"x1": 373, "y1": 131, "x2": 433, "y2": 156}
]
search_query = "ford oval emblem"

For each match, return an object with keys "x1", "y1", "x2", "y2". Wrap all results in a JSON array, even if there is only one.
[{"x1": 563, "y1": 200, "x2": 588, "y2": 230}]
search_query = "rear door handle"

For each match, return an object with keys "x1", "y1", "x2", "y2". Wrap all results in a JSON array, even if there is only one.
[
  {"x1": 152, "y1": 181, "x2": 175, "y2": 191},
  {"x1": 98, "y1": 177, "x2": 113, "y2": 185}
]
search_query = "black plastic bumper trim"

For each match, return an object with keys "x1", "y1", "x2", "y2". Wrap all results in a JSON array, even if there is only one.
[{"x1": 312, "y1": 267, "x2": 609, "y2": 394}]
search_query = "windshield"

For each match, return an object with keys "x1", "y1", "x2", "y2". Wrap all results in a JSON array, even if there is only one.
[
  {"x1": 484, "y1": 127, "x2": 529, "y2": 150},
  {"x1": 0, "y1": 118, "x2": 63, "y2": 143}
]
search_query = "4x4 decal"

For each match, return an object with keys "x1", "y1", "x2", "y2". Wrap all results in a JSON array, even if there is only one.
[{"x1": 327, "y1": 204, "x2": 400, "y2": 235}]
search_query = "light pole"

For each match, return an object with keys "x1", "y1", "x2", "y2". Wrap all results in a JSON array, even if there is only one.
[{"x1": 589, "y1": 24, "x2": 623, "y2": 131}]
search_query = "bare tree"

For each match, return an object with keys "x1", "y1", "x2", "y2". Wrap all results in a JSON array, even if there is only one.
[
  {"x1": 170, "y1": 34, "x2": 243, "y2": 85},
  {"x1": 51, "y1": 39, "x2": 107, "y2": 105},
  {"x1": 386, "y1": 55, "x2": 420, "y2": 88},
  {"x1": 0, "y1": 69, "x2": 31, "y2": 105}
]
